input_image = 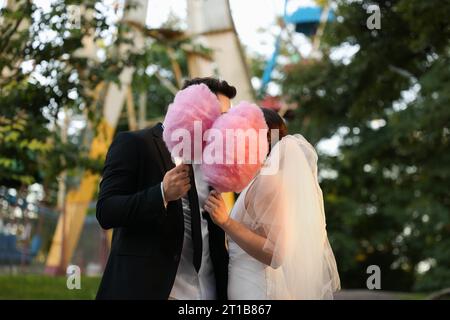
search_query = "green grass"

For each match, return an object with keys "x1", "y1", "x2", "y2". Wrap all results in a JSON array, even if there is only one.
[
  {"x1": 0, "y1": 275, "x2": 433, "y2": 300},
  {"x1": 0, "y1": 275, "x2": 101, "y2": 300},
  {"x1": 397, "y1": 292, "x2": 429, "y2": 300}
]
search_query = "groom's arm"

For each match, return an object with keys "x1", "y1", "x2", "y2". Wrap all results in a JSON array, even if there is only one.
[{"x1": 96, "y1": 132, "x2": 165, "y2": 230}]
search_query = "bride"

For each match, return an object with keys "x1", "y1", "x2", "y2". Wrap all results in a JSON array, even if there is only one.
[{"x1": 204, "y1": 108, "x2": 341, "y2": 300}]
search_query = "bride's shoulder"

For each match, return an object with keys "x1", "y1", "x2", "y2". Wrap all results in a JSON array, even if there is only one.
[{"x1": 248, "y1": 171, "x2": 283, "y2": 201}]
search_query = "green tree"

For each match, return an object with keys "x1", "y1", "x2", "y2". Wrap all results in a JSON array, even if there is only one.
[
  {"x1": 0, "y1": 1, "x2": 193, "y2": 205},
  {"x1": 282, "y1": 0, "x2": 450, "y2": 291},
  {"x1": 0, "y1": 0, "x2": 130, "y2": 194}
]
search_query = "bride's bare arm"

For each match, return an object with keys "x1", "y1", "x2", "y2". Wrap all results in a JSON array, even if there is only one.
[
  {"x1": 224, "y1": 217, "x2": 274, "y2": 266},
  {"x1": 204, "y1": 190, "x2": 274, "y2": 266}
]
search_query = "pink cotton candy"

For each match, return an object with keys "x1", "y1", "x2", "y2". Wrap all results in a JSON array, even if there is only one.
[
  {"x1": 163, "y1": 83, "x2": 221, "y2": 162},
  {"x1": 201, "y1": 102, "x2": 269, "y2": 193}
]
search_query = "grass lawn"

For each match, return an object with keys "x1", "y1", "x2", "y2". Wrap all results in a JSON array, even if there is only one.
[
  {"x1": 0, "y1": 275, "x2": 101, "y2": 300},
  {"x1": 398, "y1": 292, "x2": 429, "y2": 300},
  {"x1": 0, "y1": 275, "x2": 433, "y2": 300}
]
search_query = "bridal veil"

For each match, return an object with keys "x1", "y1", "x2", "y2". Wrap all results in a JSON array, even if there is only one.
[{"x1": 242, "y1": 134, "x2": 341, "y2": 299}]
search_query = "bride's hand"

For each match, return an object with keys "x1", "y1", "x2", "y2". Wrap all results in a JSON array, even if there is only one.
[{"x1": 204, "y1": 190, "x2": 230, "y2": 228}]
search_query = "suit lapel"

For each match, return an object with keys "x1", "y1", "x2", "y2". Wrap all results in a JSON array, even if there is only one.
[
  {"x1": 150, "y1": 123, "x2": 184, "y2": 259},
  {"x1": 152, "y1": 123, "x2": 175, "y2": 174}
]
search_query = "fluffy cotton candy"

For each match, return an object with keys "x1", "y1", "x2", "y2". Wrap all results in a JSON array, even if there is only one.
[
  {"x1": 163, "y1": 83, "x2": 221, "y2": 162},
  {"x1": 201, "y1": 102, "x2": 269, "y2": 193}
]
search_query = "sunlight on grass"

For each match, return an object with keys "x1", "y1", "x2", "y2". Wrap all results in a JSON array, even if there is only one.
[{"x1": 0, "y1": 275, "x2": 101, "y2": 300}]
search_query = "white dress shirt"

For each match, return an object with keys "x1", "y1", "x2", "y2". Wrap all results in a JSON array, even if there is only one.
[{"x1": 163, "y1": 164, "x2": 216, "y2": 300}]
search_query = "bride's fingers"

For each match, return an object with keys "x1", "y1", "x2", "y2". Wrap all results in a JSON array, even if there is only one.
[
  {"x1": 211, "y1": 191, "x2": 224, "y2": 202},
  {"x1": 209, "y1": 190, "x2": 221, "y2": 200},
  {"x1": 207, "y1": 195, "x2": 222, "y2": 207},
  {"x1": 204, "y1": 200, "x2": 216, "y2": 211},
  {"x1": 204, "y1": 203, "x2": 213, "y2": 213},
  {"x1": 208, "y1": 192, "x2": 221, "y2": 202},
  {"x1": 208, "y1": 196, "x2": 223, "y2": 207},
  {"x1": 211, "y1": 190, "x2": 221, "y2": 198}
]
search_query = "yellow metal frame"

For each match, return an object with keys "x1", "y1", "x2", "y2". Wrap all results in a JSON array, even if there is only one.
[{"x1": 45, "y1": 0, "x2": 253, "y2": 274}]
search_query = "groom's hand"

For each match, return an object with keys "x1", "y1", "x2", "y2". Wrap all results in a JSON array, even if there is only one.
[{"x1": 162, "y1": 164, "x2": 191, "y2": 202}]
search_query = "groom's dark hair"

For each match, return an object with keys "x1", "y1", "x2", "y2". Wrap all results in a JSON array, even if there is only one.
[{"x1": 182, "y1": 77, "x2": 237, "y2": 99}]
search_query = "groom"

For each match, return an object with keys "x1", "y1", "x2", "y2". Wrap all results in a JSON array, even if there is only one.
[{"x1": 95, "y1": 77, "x2": 236, "y2": 300}]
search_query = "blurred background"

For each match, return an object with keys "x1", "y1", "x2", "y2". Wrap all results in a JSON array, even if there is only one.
[{"x1": 0, "y1": 0, "x2": 449, "y2": 299}]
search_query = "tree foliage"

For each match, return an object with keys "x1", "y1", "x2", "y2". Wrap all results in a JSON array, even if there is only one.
[
  {"x1": 282, "y1": 0, "x2": 450, "y2": 291},
  {"x1": 1, "y1": 0, "x2": 129, "y2": 191},
  {"x1": 0, "y1": 1, "x2": 191, "y2": 204}
]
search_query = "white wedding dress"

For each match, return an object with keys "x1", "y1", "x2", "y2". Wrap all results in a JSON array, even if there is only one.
[
  {"x1": 227, "y1": 134, "x2": 341, "y2": 300},
  {"x1": 228, "y1": 182, "x2": 271, "y2": 299}
]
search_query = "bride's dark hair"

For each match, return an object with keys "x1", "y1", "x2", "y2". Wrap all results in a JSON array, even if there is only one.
[{"x1": 261, "y1": 108, "x2": 288, "y2": 151}]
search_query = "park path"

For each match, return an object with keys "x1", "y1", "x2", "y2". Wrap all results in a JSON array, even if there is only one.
[{"x1": 334, "y1": 290, "x2": 402, "y2": 300}]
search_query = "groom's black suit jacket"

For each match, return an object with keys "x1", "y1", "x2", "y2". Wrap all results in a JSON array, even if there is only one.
[{"x1": 95, "y1": 123, "x2": 229, "y2": 300}]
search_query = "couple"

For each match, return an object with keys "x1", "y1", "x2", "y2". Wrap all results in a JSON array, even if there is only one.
[{"x1": 95, "y1": 77, "x2": 340, "y2": 300}]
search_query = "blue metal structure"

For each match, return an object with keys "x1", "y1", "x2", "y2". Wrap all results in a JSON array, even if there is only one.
[
  {"x1": 0, "y1": 234, "x2": 42, "y2": 265},
  {"x1": 285, "y1": 6, "x2": 335, "y2": 36},
  {"x1": 259, "y1": 4, "x2": 335, "y2": 96}
]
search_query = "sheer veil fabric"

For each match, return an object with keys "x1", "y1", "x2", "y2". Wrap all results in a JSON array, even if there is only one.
[{"x1": 242, "y1": 134, "x2": 340, "y2": 299}]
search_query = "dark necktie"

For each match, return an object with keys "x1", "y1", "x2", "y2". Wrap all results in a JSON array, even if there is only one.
[{"x1": 187, "y1": 164, "x2": 202, "y2": 272}]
